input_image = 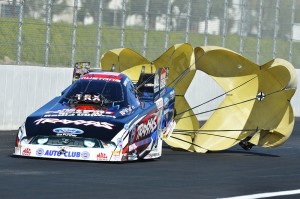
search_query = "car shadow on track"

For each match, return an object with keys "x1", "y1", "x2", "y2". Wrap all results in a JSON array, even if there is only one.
[
  {"x1": 9, "y1": 154, "x2": 159, "y2": 164},
  {"x1": 207, "y1": 149, "x2": 280, "y2": 157}
]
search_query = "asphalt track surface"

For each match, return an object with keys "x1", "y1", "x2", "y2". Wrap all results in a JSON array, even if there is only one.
[{"x1": 1, "y1": 121, "x2": 300, "y2": 199}]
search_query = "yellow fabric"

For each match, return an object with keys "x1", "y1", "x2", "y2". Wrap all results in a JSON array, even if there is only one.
[
  {"x1": 153, "y1": 44, "x2": 199, "y2": 150},
  {"x1": 100, "y1": 48, "x2": 151, "y2": 81},
  {"x1": 153, "y1": 43, "x2": 195, "y2": 94},
  {"x1": 193, "y1": 47, "x2": 296, "y2": 152},
  {"x1": 164, "y1": 96, "x2": 199, "y2": 151},
  {"x1": 100, "y1": 44, "x2": 199, "y2": 150},
  {"x1": 98, "y1": 44, "x2": 297, "y2": 153}
]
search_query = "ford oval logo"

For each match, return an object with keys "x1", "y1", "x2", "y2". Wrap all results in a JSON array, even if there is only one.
[{"x1": 53, "y1": 128, "x2": 84, "y2": 135}]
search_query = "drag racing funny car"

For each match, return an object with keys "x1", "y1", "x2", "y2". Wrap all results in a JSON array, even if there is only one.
[{"x1": 14, "y1": 62, "x2": 176, "y2": 162}]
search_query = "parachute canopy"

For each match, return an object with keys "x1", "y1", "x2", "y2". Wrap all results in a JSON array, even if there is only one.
[{"x1": 100, "y1": 44, "x2": 297, "y2": 153}]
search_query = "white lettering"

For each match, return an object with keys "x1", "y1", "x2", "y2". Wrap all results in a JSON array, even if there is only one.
[
  {"x1": 75, "y1": 94, "x2": 81, "y2": 100},
  {"x1": 84, "y1": 94, "x2": 92, "y2": 101},
  {"x1": 34, "y1": 118, "x2": 114, "y2": 129},
  {"x1": 136, "y1": 116, "x2": 157, "y2": 140},
  {"x1": 44, "y1": 109, "x2": 111, "y2": 117}
]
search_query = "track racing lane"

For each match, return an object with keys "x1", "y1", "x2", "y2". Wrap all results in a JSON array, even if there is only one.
[{"x1": 0, "y1": 120, "x2": 300, "y2": 199}]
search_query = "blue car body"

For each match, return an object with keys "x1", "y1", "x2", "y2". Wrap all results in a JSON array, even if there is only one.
[{"x1": 14, "y1": 68, "x2": 176, "y2": 162}]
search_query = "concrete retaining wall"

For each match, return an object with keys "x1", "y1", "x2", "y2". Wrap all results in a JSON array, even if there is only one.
[
  {"x1": 0, "y1": 65, "x2": 299, "y2": 130},
  {"x1": 0, "y1": 65, "x2": 73, "y2": 130}
]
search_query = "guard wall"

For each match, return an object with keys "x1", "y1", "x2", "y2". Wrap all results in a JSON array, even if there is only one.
[{"x1": 1, "y1": 64, "x2": 299, "y2": 130}]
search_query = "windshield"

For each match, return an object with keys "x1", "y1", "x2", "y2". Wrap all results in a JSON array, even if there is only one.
[{"x1": 62, "y1": 79, "x2": 124, "y2": 105}]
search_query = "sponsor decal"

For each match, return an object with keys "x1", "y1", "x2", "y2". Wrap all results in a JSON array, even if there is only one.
[
  {"x1": 74, "y1": 94, "x2": 101, "y2": 103},
  {"x1": 96, "y1": 152, "x2": 108, "y2": 161},
  {"x1": 129, "y1": 137, "x2": 151, "y2": 152},
  {"x1": 136, "y1": 115, "x2": 158, "y2": 140},
  {"x1": 44, "y1": 109, "x2": 114, "y2": 117},
  {"x1": 15, "y1": 147, "x2": 21, "y2": 154},
  {"x1": 119, "y1": 106, "x2": 133, "y2": 116},
  {"x1": 53, "y1": 128, "x2": 83, "y2": 137},
  {"x1": 117, "y1": 138, "x2": 123, "y2": 149},
  {"x1": 34, "y1": 118, "x2": 114, "y2": 130},
  {"x1": 124, "y1": 123, "x2": 130, "y2": 130},
  {"x1": 56, "y1": 134, "x2": 75, "y2": 137},
  {"x1": 22, "y1": 148, "x2": 31, "y2": 156},
  {"x1": 163, "y1": 97, "x2": 169, "y2": 107},
  {"x1": 160, "y1": 68, "x2": 167, "y2": 89},
  {"x1": 170, "y1": 90, "x2": 175, "y2": 99},
  {"x1": 155, "y1": 98, "x2": 163, "y2": 109},
  {"x1": 36, "y1": 148, "x2": 44, "y2": 156},
  {"x1": 129, "y1": 126, "x2": 136, "y2": 143},
  {"x1": 44, "y1": 150, "x2": 81, "y2": 158},
  {"x1": 81, "y1": 151, "x2": 90, "y2": 159},
  {"x1": 53, "y1": 127, "x2": 84, "y2": 135},
  {"x1": 112, "y1": 150, "x2": 121, "y2": 155},
  {"x1": 81, "y1": 73, "x2": 122, "y2": 82}
]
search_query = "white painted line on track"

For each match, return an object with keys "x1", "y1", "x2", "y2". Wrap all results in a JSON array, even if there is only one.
[{"x1": 218, "y1": 189, "x2": 300, "y2": 199}]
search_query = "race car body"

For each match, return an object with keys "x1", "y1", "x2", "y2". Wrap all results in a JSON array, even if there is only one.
[{"x1": 14, "y1": 64, "x2": 176, "y2": 162}]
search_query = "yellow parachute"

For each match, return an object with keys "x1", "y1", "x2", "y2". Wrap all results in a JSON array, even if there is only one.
[{"x1": 100, "y1": 44, "x2": 297, "y2": 153}]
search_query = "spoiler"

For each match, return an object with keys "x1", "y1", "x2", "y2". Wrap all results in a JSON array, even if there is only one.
[{"x1": 136, "y1": 66, "x2": 169, "y2": 100}]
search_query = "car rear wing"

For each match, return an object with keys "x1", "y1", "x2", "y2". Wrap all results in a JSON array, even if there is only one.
[{"x1": 136, "y1": 66, "x2": 169, "y2": 100}]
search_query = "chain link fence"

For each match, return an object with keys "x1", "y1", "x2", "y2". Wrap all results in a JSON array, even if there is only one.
[{"x1": 0, "y1": 0, "x2": 300, "y2": 68}]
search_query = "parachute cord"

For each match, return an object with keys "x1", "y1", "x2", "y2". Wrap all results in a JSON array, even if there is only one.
[
  {"x1": 265, "y1": 87, "x2": 287, "y2": 97},
  {"x1": 135, "y1": 73, "x2": 155, "y2": 91},
  {"x1": 135, "y1": 46, "x2": 186, "y2": 93},
  {"x1": 176, "y1": 75, "x2": 258, "y2": 117},
  {"x1": 173, "y1": 128, "x2": 261, "y2": 133},
  {"x1": 167, "y1": 67, "x2": 191, "y2": 88},
  {"x1": 152, "y1": 48, "x2": 189, "y2": 89},
  {"x1": 171, "y1": 128, "x2": 261, "y2": 143},
  {"x1": 175, "y1": 97, "x2": 256, "y2": 121},
  {"x1": 168, "y1": 128, "x2": 261, "y2": 149},
  {"x1": 169, "y1": 135, "x2": 209, "y2": 151},
  {"x1": 165, "y1": 48, "x2": 177, "y2": 66},
  {"x1": 175, "y1": 85, "x2": 287, "y2": 121},
  {"x1": 166, "y1": 49, "x2": 207, "y2": 89},
  {"x1": 172, "y1": 132, "x2": 245, "y2": 142}
]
